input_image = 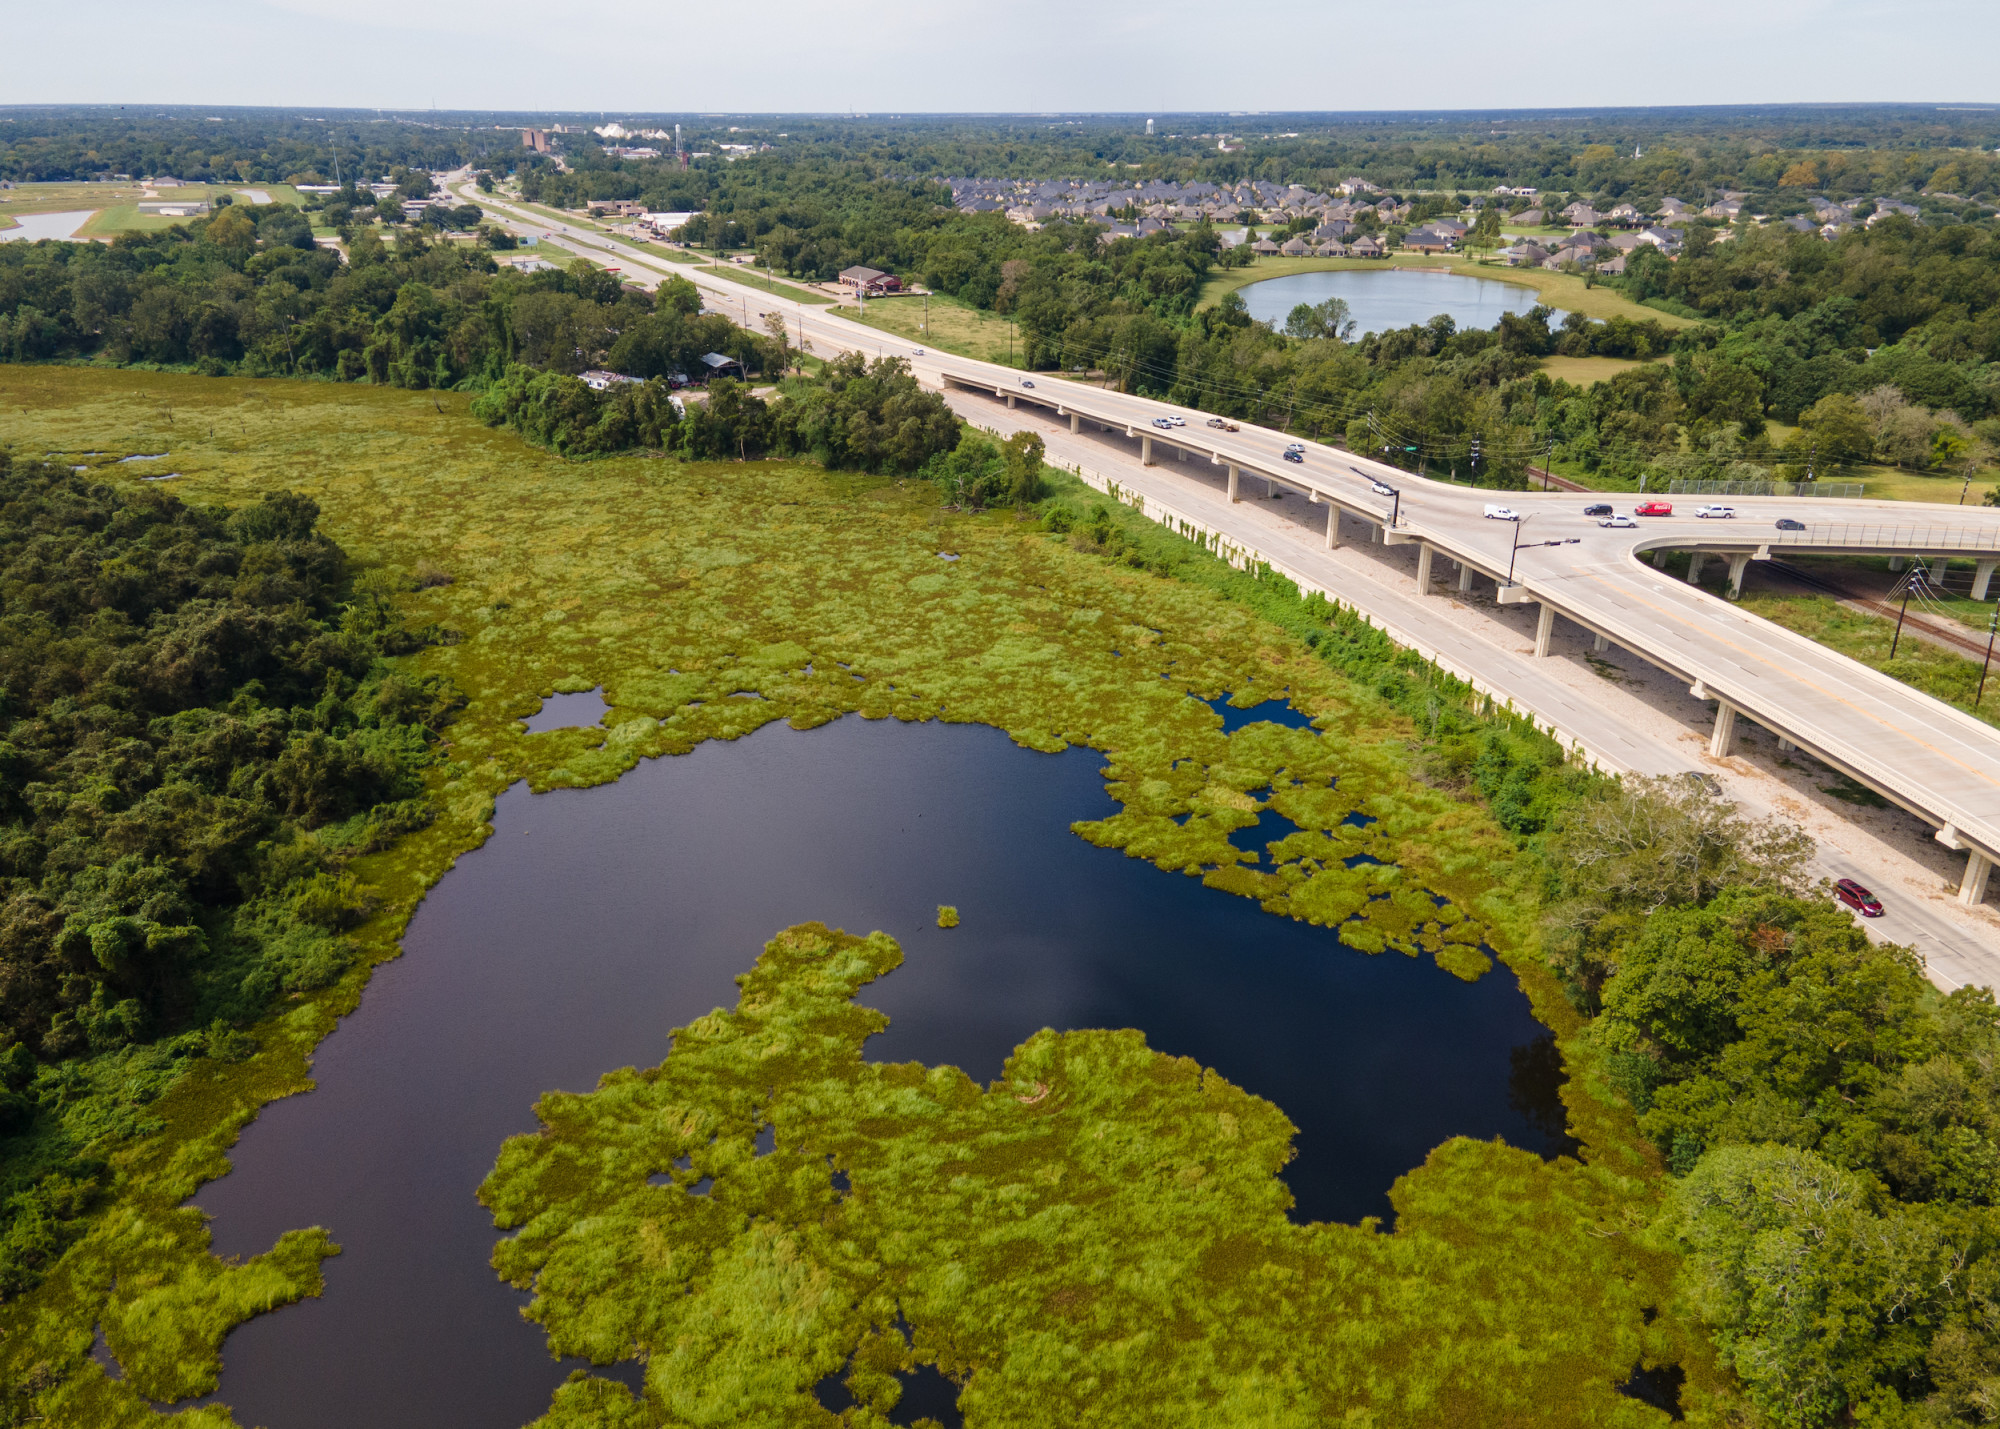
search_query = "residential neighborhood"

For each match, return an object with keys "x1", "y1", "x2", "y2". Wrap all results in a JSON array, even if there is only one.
[{"x1": 926, "y1": 171, "x2": 1946, "y2": 276}]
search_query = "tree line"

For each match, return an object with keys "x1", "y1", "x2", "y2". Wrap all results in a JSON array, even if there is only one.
[{"x1": 0, "y1": 458, "x2": 461, "y2": 1301}]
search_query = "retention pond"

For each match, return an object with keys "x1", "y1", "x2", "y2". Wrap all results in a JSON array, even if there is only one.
[
  {"x1": 1237, "y1": 267, "x2": 1559, "y2": 336},
  {"x1": 193, "y1": 714, "x2": 1570, "y2": 1429}
]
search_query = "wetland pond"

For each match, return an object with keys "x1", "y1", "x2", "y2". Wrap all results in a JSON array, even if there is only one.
[
  {"x1": 193, "y1": 714, "x2": 1571, "y2": 1429},
  {"x1": 1237, "y1": 267, "x2": 1560, "y2": 336}
]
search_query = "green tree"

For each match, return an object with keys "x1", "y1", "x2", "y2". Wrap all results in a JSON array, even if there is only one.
[{"x1": 1284, "y1": 296, "x2": 1356, "y2": 343}]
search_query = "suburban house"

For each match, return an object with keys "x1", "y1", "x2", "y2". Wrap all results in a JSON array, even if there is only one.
[
  {"x1": 837, "y1": 265, "x2": 902, "y2": 295},
  {"x1": 1497, "y1": 241, "x2": 1551, "y2": 268},
  {"x1": 1349, "y1": 234, "x2": 1386, "y2": 258},
  {"x1": 1560, "y1": 201, "x2": 1602, "y2": 227},
  {"x1": 1250, "y1": 238, "x2": 1282, "y2": 256},
  {"x1": 1279, "y1": 236, "x2": 1310, "y2": 256},
  {"x1": 1606, "y1": 203, "x2": 1641, "y2": 226},
  {"x1": 1401, "y1": 226, "x2": 1458, "y2": 254},
  {"x1": 1511, "y1": 208, "x2": 1545, "y2": 227}
]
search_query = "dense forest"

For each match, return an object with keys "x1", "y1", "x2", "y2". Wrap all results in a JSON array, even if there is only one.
[
  {"x1": 0, "y1": 205, "x2": 775, "y2": 386},
  {"x1": 0, "y1": 456, "x2": 460, "y2": 1298}
]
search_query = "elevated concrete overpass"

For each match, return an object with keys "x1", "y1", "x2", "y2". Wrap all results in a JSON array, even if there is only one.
[{"x1": 456, "y1": 178, "x2": 2000, "y2": 909}]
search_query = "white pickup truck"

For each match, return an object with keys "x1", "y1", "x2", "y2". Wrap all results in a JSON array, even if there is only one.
[{"x1": 1483, "y1": 504, "x2": 1521, "y2": 521}]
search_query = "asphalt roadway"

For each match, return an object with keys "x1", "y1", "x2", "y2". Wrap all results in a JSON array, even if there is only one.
[{"x1": 454, "y1": 178, "x2": 2000, "y2": 982}]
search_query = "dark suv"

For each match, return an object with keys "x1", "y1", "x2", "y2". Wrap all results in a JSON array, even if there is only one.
[{"x1": 1584, "y1": 503, "x2": 1613, "y2": 517}]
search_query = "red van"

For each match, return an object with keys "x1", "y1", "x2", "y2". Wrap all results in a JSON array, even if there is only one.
[{"x1": 1635, "y1": 501, "x2": 1674, "y2": 516}]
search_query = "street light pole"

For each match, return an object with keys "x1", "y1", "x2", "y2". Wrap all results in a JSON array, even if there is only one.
[{"x1": 1507, "y1": 515, "x2": 1535, "y2": 585}]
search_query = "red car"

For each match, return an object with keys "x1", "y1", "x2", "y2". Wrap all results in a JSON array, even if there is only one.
[
  {"x1": 1834, "y1": 878, "x2": 1884, "y2": 917},
  {"x1": 1635, "y1": 501, "x2": 1674, "y2": 516}
]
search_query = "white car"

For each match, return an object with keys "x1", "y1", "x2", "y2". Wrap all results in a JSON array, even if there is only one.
[
  {"x1": 912, "y1": 348, "x2": 925, "y2": 355},
  {"x1": 1170, "y1": 416, "x2": 1186, "y2": 427},
  {"x1": 1694, "y1": 504, "x2": 1736, "y2": 519},
  {"x1": 1151, "y1": 417, "x2": 1174, "y2": 429},
  {"x1": 1371, "y1": 480, "x2": 1396, "y2": 496},
  {"x1": 1599, "y1": 514, "x2": 1638, "y2": 529},
  {"x1": 1483, "y1": 504, "x2": 1521, "y2": 521}
]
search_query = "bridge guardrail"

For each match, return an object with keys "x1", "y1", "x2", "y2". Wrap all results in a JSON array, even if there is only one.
[{"x1": 1766, "y1": 525, "x2": 2000, "y2": 554}]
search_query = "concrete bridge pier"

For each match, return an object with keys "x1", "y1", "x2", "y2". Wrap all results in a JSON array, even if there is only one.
[
  {"x1": 1457, "y1": 562, "x2": 1474, "y2": 593},
  {"x1": 1964, "y1": 851, "x2": 1993, "y2": 908},
  {"x1": 1727, "y1": 553, "x2": 1752, "y2": 598},
  {"x1": 1533, "y1": 602, "x2": 1556, "y2": 657},
  {"x1": 1416, "y1": 544, "x2": 1434, "y2": 592},
  {"x1": 1227, "y1": 465, "x2": 1239, "y2": 502},
  {"x1": 1889, "y1": 556, "x2": 1906, "y2": 572},
  {"x1": 1975, "y1": 560, "x2": 1998, "y2": 601},
  {"x1": 1006, "y1": 392, "x2": 1016, "y2": 409},
  {"x1": 1652, "y1": 549, "x2": 1672, "y2": 569},
  {"x1": 1687, "y1": 552, "x2": 1707, "y2": 584},
  {"x1": 1070, "y1": 412, "x2": 1081, "y2": 433},
  {"x1": 1324, "y1": 505, "x2": 1339, "y2": 549},
  {"x1": 1933, "y1": 556, "x2": 1951, "y2": 584},
  {"x1": 1710, "y1": 700, "x2": 1739, "y2": 758},
  {"x1": 1592, "y1": 632, "x2": 1609, "y2": 653},
  {"x1": 1141, "y1": 434, "x2": 1154, "y2": 466}
]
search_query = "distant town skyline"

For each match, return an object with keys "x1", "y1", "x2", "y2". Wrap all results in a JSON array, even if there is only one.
[{"x1": 11, "y1": 0, "x2": 1999, "y2": 113}]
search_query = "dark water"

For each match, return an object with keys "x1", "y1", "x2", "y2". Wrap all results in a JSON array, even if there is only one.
[
  {"x1": 191, "y1": 715, "x2": 1568, "y2": 1429},
  {"x1": 519, "y1": 687, "x2": 608, "y2": 732},
  {"x1": 1238, "y1": 269, "x2": 1562, "y2": 337}
]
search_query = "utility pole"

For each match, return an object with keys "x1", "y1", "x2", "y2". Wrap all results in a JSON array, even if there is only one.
[
  {"x1": 1890, "y1": 569, "x2": 1921, "y2": 659},
  {"x1": 1981, "y1": 606, "x2": 1999, "y2": 705}
]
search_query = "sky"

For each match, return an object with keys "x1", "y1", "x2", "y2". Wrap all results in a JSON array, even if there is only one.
[{"x1": 8, "y1": 0, "x2": 1998, "y2": 113}]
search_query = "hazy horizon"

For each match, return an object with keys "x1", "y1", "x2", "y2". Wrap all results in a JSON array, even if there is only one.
[{"x1": 11, "y1": 0, "x2": 1997, "y2": 114}]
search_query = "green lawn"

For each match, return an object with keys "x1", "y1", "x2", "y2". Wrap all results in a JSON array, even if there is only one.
[
  {"x1": 843, "y1": 289, "x2": 1026, "y2": 365},
  {"x1": 1538, "y1": 355, "x2": 1657, "y2": 387}
]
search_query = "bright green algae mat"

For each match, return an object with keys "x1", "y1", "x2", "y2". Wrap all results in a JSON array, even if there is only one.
[
  {"x1": 487, "y1": 923, "x2": 1700, "y2": 1429},
  {"x1": 0, "y1": 370, "x2": 1727, "y2": 1425}
]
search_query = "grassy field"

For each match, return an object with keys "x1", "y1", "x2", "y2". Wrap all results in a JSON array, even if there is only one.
[
  {"x1": 0, "y1": 181, "x2": 304, "y2": 236},
  {"x1": 0, "y1": 367, "x2": 1723, "y2": 1427},
  {"x1": 1538, "y1": 355, "x2": 1656, "y2": 386},
  {"x1": 681, "y1": 254, "x2": 835, "y2": 304},
  {"x1": 845, "y1": 289, "x2": 1027, "y2": 365},
  {"x1": 1195, "y1": 252, "x2": 1690, "y2": 327}
]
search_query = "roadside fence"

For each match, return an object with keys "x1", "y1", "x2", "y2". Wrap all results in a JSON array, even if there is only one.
[{"x1": 1665, "y1": 478, "x2": 1866, "y2": 498}]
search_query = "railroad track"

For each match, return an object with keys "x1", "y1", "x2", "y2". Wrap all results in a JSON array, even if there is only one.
[{"x1": 1765, "y1": 559, "x2": 1994, "y2": 660}]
